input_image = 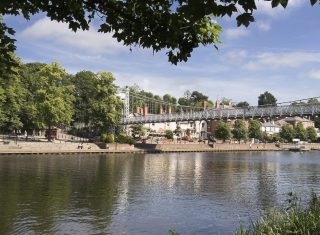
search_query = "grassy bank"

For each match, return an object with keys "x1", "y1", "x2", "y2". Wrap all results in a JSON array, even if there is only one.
[{"x1": 236, "y1": 192, "x2": 320, "y2": 235}]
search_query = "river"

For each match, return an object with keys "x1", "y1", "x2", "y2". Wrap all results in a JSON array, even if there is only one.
[{"x1": 0, "y1": 151, "x2": 320, "y2": 234}]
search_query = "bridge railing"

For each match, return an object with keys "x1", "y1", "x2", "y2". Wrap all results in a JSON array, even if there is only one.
[{"x1": 120, "y1": 104, "x2": 320, "y2": 125}]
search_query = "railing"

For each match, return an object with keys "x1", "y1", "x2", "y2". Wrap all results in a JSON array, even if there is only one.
[{"x1": 120, "y1": 104, "x2": 320, "y2": 124}]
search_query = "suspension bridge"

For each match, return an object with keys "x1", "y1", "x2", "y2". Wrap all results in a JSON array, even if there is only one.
[{"x1": 117, "y1": 88, "x2": 320, "y2": 125}]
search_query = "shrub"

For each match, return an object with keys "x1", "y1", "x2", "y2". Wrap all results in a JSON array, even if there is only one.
[
  {"x1": 235, "y1": 192, "x2": 320, "y2": 234},
  {"x1": 117, "y1": 133, "x2": 136, "y2": 145},
  {"x1": 101, "y1": 134, "x2": 114, "y2": 143}
]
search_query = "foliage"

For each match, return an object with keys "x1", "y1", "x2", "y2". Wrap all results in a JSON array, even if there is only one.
[
  {"x1": 248, "y1": 120, "x2": 262, "y2": 140},
  {"x1": 308, "y1": 98, "x2": 320, "y2": 104},
  {"x1": 165, "y1": 130, "x2": 174, "y2": 140},
  {"x1": 72, "y1": 71, "x2": 121, "y2": 136},
  {"x1": 272, "y1": 133, "x2": 281, "y2": 143},
  {"x1": 101, "y1": 134, "x2": 114, "y2": 143},
  {"x1": 258, "y1": 91, "x2": 277, "y2": 106},
  {"x1": 235, "y1": 192, "x2": 320, "y2": 235},
  {"x1": 186, "y1": 128, "x2": 191, "y2": 137},
  {"x1": 236, "y1": 101, "x2": 250, "y2": 108},
  {"x1": 117, "y1": 133, "x2": 136, "y2": 145},
  {"x1": 0, "y1": 58, "x2": 122, "y2": 139},
  {"x1": 295, "y1": 122, "x2": 307, "y2": 141},
  {"x1": 131, "y1": 124, "x2": 145, "y2": 138},
  {"x1": 306, "y1": 126, "x2": 317, "y2": 142},
  {"x1": 261, "y1": 132, "x2": 273, "y2": 143},
  {"x1": 314, "y1": 117, "x2": 320, "y2": 129},
  {"x1": 174, "y1": 125, "x2": 182, "y2": 137},
  {"x1": 1, "y1": 1, "x2": 319, "y2": 67},
  {"x1": 14, "y1": 62, "x2": 75, "y2": 140},
  {"x1": 280, "y1": 124, "x2": 296, "y2": 142},
  {"x1": 215, "y1": 121, "x2": 231, "y2": 142},
  {"x1": 0, "y1": 58, "x2": 24, "y2": 132},
  {"x1": 232, "y1": 120, "x2": 248, "y2": 143}
]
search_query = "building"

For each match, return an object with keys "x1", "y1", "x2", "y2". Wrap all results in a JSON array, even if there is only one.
[
  {"x1": 260, "y1": 121, "x2": 280, "y2": 135},
  {"x1": 277, "y1": 116, "x2": 314, "y2": 129}
]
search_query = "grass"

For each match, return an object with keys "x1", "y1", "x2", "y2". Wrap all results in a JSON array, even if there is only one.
[{"x1": 235, "y1": 192, "x2": 320, "y2": 235}]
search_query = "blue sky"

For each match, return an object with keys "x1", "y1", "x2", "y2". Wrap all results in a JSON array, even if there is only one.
[{"x1": 4, "y1": 0, "x2": 320, "y2": 105}]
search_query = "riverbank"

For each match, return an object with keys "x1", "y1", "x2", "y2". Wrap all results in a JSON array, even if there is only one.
[{"x1": 1, "y1": 141, "x2": 320, "y2": 155}]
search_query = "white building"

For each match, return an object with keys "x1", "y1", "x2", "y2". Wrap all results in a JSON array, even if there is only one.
[
  {"x1": 143, "y1": 120, "x2": 207, "y2": 139},
  {"x1": 261, "y1": 121, "x2": 280, "y2": 135}
]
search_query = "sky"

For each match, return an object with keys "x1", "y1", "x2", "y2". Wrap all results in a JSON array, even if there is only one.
[{"x1": 3, "y1": 0, "x2": 320, "y2": 105}]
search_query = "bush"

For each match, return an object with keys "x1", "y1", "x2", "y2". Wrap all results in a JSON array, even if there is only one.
[
  {"x1": 165, "y1": 130, "x2": 174, "y2": 139},
  {"x1": 117, "y1": 133, "x2": 136, "y2": 145},
  {"x1": 101, "y1": 134, "x2": 114, "y2": 143},
  {"x1": 235, "y1": 192, "x2": 320, "y2": 234}
]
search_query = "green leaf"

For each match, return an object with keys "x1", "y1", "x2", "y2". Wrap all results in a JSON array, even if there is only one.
[{"x1": 310, "y1": 0, "x2": 318, "y2": 6}]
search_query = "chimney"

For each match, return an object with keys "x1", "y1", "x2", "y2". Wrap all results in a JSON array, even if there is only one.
[{"x1": 144, "y1": 105, "x2": 148, "y2": 116}]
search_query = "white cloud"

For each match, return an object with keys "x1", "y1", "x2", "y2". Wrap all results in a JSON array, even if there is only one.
[
  {"x1": 244, "y1": 52, "x2": 320, "y2": 70},
  {"x1": 20, "y1": 17, "x2": 127, "y2": 55},
  {"x1": 225, "y1": 27, "x2": 250, "y2": 39},
  {"x1": 224, "y1": 50, "x2": 248, "y2": 64},
  {"x1": 256, "y1": 21, "x2": 271, "y2": 31},
  {"x1": 307, "y1": 70, "x2": 320, "y2": 80}
]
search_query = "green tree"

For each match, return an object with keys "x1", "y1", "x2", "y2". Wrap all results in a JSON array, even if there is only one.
[
  {"x1": 232, "y1": 120, "x2": 248, "y2": 143},
  {"x1": 295, "y1": 122, "x2": 307, "y2": 141},
  {"x1": 32, "y1": 63, "x2": 75, "y2": 139},
  {"x1": 215, "y1": 121, "x2": 231, "y2": 142},
  {"x1": 1, "y1": 1, "x2": 319, "y2": 67},
  {"x1": 248, "y1": 120, "x2": 262, "y2": 140},
  {"x1": 315, "y1": 117, "x2": 320, "y2": 129},
  {"x1": 174, "y1": 125, "x2": 182, "y2": 137},
  {"x1": 19, "y1": 62, "x2": 47, "y2": 136},
  {"x1": 163, "y1": 94, "x2": 177, "y2": 104},
  {"x1": 131, "y1": 124, "x2": 145, "y2": 138},
  {"x1": 308, "y1": 98, "x2": 320, "y2": 104},
  {"x1": 306, "y1": 126, "x2": 317, "y2": 142},
  {"x1": 236, "y1": 101, "x2": 250, "y2": 108},
  {"x1": 280, "y1": 124, "x2": 296, "y2": 143},
  {"x1": 72, "y1": 71, "x2": 121, "y2": 136},
  {"x1": 186, "y1": 128, "x2": 191, "y2": 137},
  {"x1": 0, "y1": 56, "x2": 25, "y2": 133},
  {"x1": 165, "y1": 130, "x2": 174, "y2": 140},
  {"x1": 258, "y1": 91, "x2": 277, "y2": 106}
]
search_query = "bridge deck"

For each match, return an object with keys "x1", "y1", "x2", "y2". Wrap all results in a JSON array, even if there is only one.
[{"x1": 120, "y1": 104, "x2": 320, "y2": 125}]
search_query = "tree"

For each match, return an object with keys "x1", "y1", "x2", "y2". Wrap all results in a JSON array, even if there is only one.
[
  {"x1": 0, "y1": 63, "x2": 25, "y2": 133},
  {"x1": 32, "y1": 63, "x2": 75, "y2": 140},
  {"x1": 306, "y1": 126, "x2": 317, "y2": 142},
  {"x1": 19, "y1": 62, "x2": 47, "y2": 136},
  {"x1": 191, "y1": 91, "x2": 208, "y2": 103},
  {"x1": 163, "y1": 94, "x2": 177, "y2": 104},
  {"x1": 314, "y1": 117, "x2": 320, "y2": 129},
  {"x1": 295, "y1": 122, "x2": 307, "y2": 141},
  {"x1": 258, "y1": 91, "x2": 277, "y2": 106},
  {"x1": 215, "y1": 121, "x2": 231, "y2": 142},
  {"x1": 248, "y1": 120, "x2": 262, "y2": 140},
  {"x1": 236, "y1": 101, "x2": 250, "y2": 108},
  {"x1": 131, "y1": 124, "x2": 145, "y2": 138},
  {"x1": 280, "y1": 124, "x2": 296, "y2": 143},
  {"x1": 308, "y1": 98, "x2": 320, "y2": 104},
  {"x1": 232, "y1": 120, "x2": 248, "y2": 143},
  {"x1": 165, "y1": 130, "x2": 174, "y2": 140},
  {"x1": 174, "y1": 125, "x2": 182, "y2": 137},
  {"x1": 1, "y1": 1, "x2": 319, "y2": 67},
  {"x1": 72, "y1": 71, "x2": 122, "y2": 136}
]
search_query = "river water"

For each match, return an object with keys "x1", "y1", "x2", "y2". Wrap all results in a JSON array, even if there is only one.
[{"x1": 0, "y1": 151, "x2": 320, "y2": 234}]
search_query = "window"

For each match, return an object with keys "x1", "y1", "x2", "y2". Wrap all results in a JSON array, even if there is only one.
[
  {"x1": 202, "y1": 123, "x2": 205, "y2": 128},
  {"x1": 190, "y1": 123, "x2": 193, "y2": 127},
  {"x1": 152, "y1": 123, "x2": 155, "y2": 126}
]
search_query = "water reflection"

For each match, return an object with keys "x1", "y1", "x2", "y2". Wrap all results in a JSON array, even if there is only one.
[{"x1": 0, "y1": 151, "x2": 320, "y2": 234}]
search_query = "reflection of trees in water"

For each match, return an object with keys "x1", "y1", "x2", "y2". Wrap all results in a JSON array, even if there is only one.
[{"x1": 0, "y1": 155, "x2": 132, "y2": 234}]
